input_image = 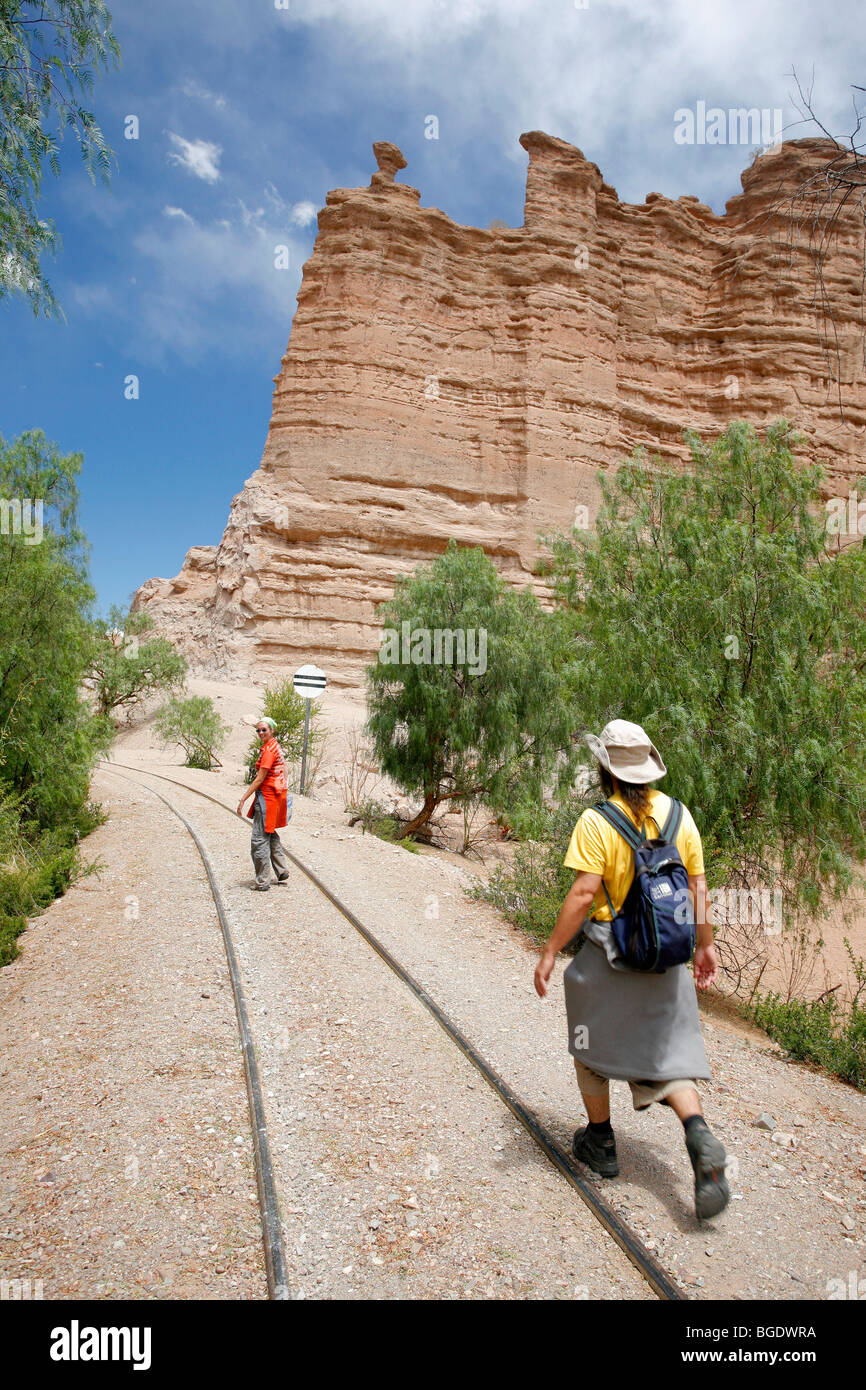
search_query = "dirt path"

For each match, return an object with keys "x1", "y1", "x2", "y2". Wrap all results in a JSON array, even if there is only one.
[
  {"x1": 0, "y1": 767, "x2": 651, "y2": 1301},
  {"x1": 122, "y1": 755, "x2": 866, "y2": 1298},
  {"x1": 2, "y1": 749, "x2": 864, "y2": 1301},
  {"x1": 0, "y1": 773, "x2": 267, "y2": 1300}
]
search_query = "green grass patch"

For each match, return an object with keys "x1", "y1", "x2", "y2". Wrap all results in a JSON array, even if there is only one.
[
  {"x1": 0, "y1": 801, "x2": 105, "y2": 969},
  {"x1": 746, "y1": 990, "x2": 866, "y2": 1091}
]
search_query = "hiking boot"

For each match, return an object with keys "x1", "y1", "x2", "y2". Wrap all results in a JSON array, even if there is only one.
[
  {"x1": 275, "y1": 873, "x2": 290, "y2": 884},
  {"x1": 686, "y1": 1123, "x2": 730, "y2": 1219},
  {"x1": 253, "y1": 882, "x2": 270, "y2": 892},
  {"x1": 572, "y1": 1125, "x2": 619, "y2": 1178}
]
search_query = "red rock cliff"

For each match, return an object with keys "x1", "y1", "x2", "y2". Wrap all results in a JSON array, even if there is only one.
[{"x1": 133, "y1": 132, "x2": 866, "y2": 686}]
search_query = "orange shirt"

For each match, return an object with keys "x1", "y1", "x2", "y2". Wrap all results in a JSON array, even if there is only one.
[
  {"x1": 247, "y1": 736, "x2": 288, "y2": 831},
  {"x1": 256, "y1": 736, "x2": 287, "y2": 794}
]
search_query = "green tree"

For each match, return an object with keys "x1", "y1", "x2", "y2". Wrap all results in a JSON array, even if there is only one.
[
  {"x1": 543, "y1": 419, "x2": 866, "y2": 925},
  {"x1": 0, "y1": 428, "x2": 107, "y2": 965},
  {"x1": 154, "y1": 695, "x2": 228, "y2": 770},
  {"x1": 468, "y1": 789, "x2": 585, "y2": 942},
  {"x1": 365, "y1": 539, "x2": 575, "y2": 838},
  {"x1": 86, "y1": 606, "x2": 186, "y2": 718},
  {"x1": 0, "y1": 0, "x2": 120, "y2": 318},
  {"x1": 0, "y1": 428, "x2": 110, "y2": 827}
]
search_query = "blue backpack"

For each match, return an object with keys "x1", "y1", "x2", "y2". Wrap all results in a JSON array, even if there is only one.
[{"x1": 591, "y1": 798, "x2": 695, "y2": 973}]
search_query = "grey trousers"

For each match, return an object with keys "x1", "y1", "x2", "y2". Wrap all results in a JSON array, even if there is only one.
[{"x1": 251, "y1": 792, "x2": 291, "y2": 888}]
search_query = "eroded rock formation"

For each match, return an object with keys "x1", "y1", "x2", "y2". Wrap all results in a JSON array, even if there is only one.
[{"x1": 134, "y1": 132, "x2": 866, "y2": 686}]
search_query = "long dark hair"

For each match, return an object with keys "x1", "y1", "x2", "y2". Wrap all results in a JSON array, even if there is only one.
[{"x1": 598, "y1": 764, "x2": 652, "y2": 824}]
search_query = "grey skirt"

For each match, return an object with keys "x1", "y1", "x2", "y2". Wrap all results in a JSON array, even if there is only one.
[{"x1": 563, "y1": 935, "x2": 711, "y2": 1082}]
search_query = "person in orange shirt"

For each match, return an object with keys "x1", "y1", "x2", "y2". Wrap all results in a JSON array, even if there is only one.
[{"x1": 237, "y1": 717, "x2": 292, "y2": 891}]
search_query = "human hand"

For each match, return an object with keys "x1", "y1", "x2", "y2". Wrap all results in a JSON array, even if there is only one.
[
  {"x1": 693, "y1": 943, "x2": 718, "y2": 990},
  {"x1": 534, "y1": 951, "x2": 556, "y2": 999}
]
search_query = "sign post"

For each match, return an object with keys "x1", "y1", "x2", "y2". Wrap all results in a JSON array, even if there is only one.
[{"x1": 292, "y1": 664, "x2": 327, "y2": 795}]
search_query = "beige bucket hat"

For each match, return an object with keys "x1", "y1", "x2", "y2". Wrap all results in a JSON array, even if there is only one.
[{"x1": 584, "y1": 718, "x2": 666, "y2": 783}]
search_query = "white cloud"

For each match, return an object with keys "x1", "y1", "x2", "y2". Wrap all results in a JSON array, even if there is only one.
[
  {"x1": 290, "y1": 200, "x2": 318, "y2": 227},
  {"x1": 64, "y1": 0, "x2": 864, "y2": 363},
  {"x1": 70, "y1": 184, "x2": 305, "y2": 363},
  {"x1": 166, "y1": 132, "x2": 223, "y2": 183},
  {"x1": 274, "y1": 0, "x2": 508, "y2": 45},
  {"x1": 116, "y1": 1, "x2": 862, "y2": 214},
  {"x1": 70, "y1": 282, "x2": 114, "y2": 314},
  {"x1": 120, "y1": 0, "x2": 863, "y2": 163},
  {"x1": 271, "y1": 0, "x2": 862, "y2": 203},
  {"x1": 180, "y1": 77, "x2": 227, "y2": 109}
]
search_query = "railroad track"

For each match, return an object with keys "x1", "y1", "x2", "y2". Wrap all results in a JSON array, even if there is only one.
[
  {"x1": 100, "y1": 764, "x2": 290, "y2": 1301},
  {"x1": 100, "y1": 759, "x2": 686, "y2": 1302}
]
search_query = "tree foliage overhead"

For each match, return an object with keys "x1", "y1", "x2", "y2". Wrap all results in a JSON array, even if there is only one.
[
  {"x1": 0, "y1": 0, "x2": 120, "y2": 318},
  {"x1": 543, "y1": 418, "x2": 866, "y2": 924},
  {"x1": 365, "y1": 539, "x2": 576, "y2": 838}
]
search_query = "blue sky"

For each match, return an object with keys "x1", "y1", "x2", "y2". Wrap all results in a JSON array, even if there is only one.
[{"x1": 1, "y1": 0, "x2": 862, "y2": 613}]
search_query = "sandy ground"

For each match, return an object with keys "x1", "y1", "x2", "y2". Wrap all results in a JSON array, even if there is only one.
[{"x1": 0, "y1": 674, "x2": 864, "y2": 1301}]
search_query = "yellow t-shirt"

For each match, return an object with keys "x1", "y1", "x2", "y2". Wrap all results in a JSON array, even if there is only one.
[{"x1": 563, "y1": 789, "x2": 704, "y2": 921}]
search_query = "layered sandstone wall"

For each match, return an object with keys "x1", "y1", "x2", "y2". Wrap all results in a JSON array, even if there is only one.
[{"x1": 134, "y1": 133, "x2": 866, "y2": 686}]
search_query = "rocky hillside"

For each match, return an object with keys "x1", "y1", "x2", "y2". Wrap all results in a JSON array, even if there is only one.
[{"x1": 134, "y1": 133, "x2": 866, "y2": 686}]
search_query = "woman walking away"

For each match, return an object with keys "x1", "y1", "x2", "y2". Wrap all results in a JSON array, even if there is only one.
[
  {"x1": 534, "y1": 719, "x2": 729, "y2": 1221},
  {"x1": 237, "y1": 717, "x2": 292, "y2": 891}
]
